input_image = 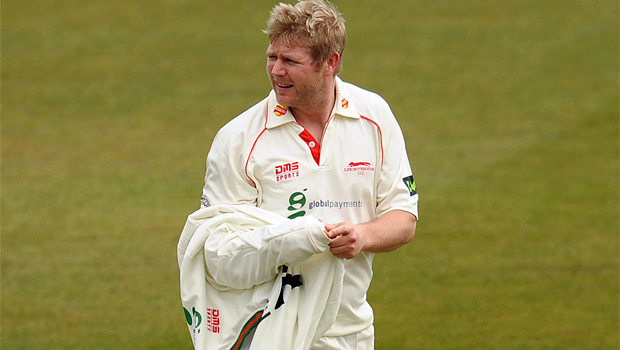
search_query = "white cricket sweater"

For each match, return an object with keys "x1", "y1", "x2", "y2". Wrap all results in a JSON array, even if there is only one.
[{"x1": 177, "y1": 204, "x2": 345, "y2": 350}]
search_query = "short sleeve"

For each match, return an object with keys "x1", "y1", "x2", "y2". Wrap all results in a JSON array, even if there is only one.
[
  {"x1": 375, "y1": 108, "x2": 419, "y2": 219},
  {"x1": 202, "y1": 130, "x2": 259, "y2": 207}
]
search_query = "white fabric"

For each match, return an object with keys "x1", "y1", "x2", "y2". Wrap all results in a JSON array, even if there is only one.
[
  {"x1": 178, "y1": 204, "x2": 344, "y2": 350},
  {"x1": 311, "y1": 324, "x2": 375, "y2": 350}
]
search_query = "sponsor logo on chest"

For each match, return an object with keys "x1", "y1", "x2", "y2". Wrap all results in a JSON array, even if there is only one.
[
  {"x1": 275, "y1": 161, "x2": 300, "y2": 182},
  {"x1": 344, "y1": 161, "x2": 375, "y2": 175}
]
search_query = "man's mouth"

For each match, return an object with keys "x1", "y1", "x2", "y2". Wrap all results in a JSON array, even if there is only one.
[{"x1": 277, "y1": 83, "x2": 293, "y2": 89}]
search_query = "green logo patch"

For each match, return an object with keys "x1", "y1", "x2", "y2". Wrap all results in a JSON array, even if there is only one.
[{"x1": 403, "y1": 175, "x2": 417, "y2": 196}]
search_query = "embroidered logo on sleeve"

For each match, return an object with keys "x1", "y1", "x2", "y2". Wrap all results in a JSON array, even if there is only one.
[{"x1": 403, "y1": 175, "x2": 417, "y2": 196}]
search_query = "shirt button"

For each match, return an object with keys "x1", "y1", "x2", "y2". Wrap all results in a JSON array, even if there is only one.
[{"x1": 309, "y1": 141, "x2": 316, "y2": 148}]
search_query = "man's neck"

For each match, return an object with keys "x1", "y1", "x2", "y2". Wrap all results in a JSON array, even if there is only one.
[{"x1": 290, "y1": 82, "x2": 337, "y2": 142}]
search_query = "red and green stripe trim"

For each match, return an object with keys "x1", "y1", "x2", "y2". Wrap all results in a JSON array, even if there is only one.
[{"x1": 230, "y1": 310, "x2": 263, "y2": 350}]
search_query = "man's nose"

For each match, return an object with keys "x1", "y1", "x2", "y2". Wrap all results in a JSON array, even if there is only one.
[{"x1": 270, "y1": 59, "x2": 285, "y2": 76}]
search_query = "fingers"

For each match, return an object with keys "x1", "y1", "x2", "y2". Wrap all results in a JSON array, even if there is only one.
[
  {"x1": 330, "y1": 240, "x2": 358, "y2": 260},
  {"x1": 325, "y1": 222, "x2": 352, "y2": 239},
  {"x1": 326, "y1": 222, "x2": 362, "y2": 259}
]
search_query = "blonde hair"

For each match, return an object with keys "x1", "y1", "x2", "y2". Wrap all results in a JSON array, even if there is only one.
[{"x1": 264, "y1": 0, "x2": 346, "y2": 74}]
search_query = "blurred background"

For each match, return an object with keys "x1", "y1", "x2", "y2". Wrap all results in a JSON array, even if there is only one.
[{"x1": 2, "y1": 0, "x2": 618, "y2": 349}]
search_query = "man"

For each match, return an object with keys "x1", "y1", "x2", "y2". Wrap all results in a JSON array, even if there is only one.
[{"x1": 200, "y1": 0, "x2": 419, "y2": 348}]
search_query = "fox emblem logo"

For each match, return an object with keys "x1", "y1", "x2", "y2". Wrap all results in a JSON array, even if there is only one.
[
  {"x1": 344, "y1": 161, "x2": 375, "y2": 175},
  {"x1": 348, "y1": 162, "x2": 371, "y2": 167}
]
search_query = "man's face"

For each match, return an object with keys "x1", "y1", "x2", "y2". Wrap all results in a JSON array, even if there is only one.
[{"x1": 266, "y1": 39, "x2": 326, "y2": 109}]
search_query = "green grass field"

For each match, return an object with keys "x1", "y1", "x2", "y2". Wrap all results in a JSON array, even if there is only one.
[{"x1": 2, "y1": 0, "x2": 618, "y2": 349}]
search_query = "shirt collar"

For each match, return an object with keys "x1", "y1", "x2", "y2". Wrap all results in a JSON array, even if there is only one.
[
  {"x1": 265, "y1": 77, "x2": 361, "y2": 129},
  {"x1": 332, "y1": 77, "x2": 361, "y2": 120}
]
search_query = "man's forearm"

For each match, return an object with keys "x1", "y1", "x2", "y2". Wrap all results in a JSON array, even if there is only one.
[
  {"x1": 325, "y1": 210, "x2": 417, "y2": 259},
  {"x1": 360, "y1": 210, "x2": 417, "y2": 253}
]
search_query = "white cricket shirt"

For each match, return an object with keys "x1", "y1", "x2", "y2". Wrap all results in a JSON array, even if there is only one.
[{"x1": 202, "y1": 77, "x2": 419, "y2": 336}]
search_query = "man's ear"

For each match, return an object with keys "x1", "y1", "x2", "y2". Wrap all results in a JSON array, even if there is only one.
[{"x1": 324, "y1": 51, "x2": 341, "y2": 76}]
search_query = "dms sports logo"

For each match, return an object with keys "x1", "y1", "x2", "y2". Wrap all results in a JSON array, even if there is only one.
[
  {"x1": 344, "y1": 161, "x2": 375, "y2": 175},
  {"x1": 275, "y1": 161, "x2": 299, "y2": 182}
]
